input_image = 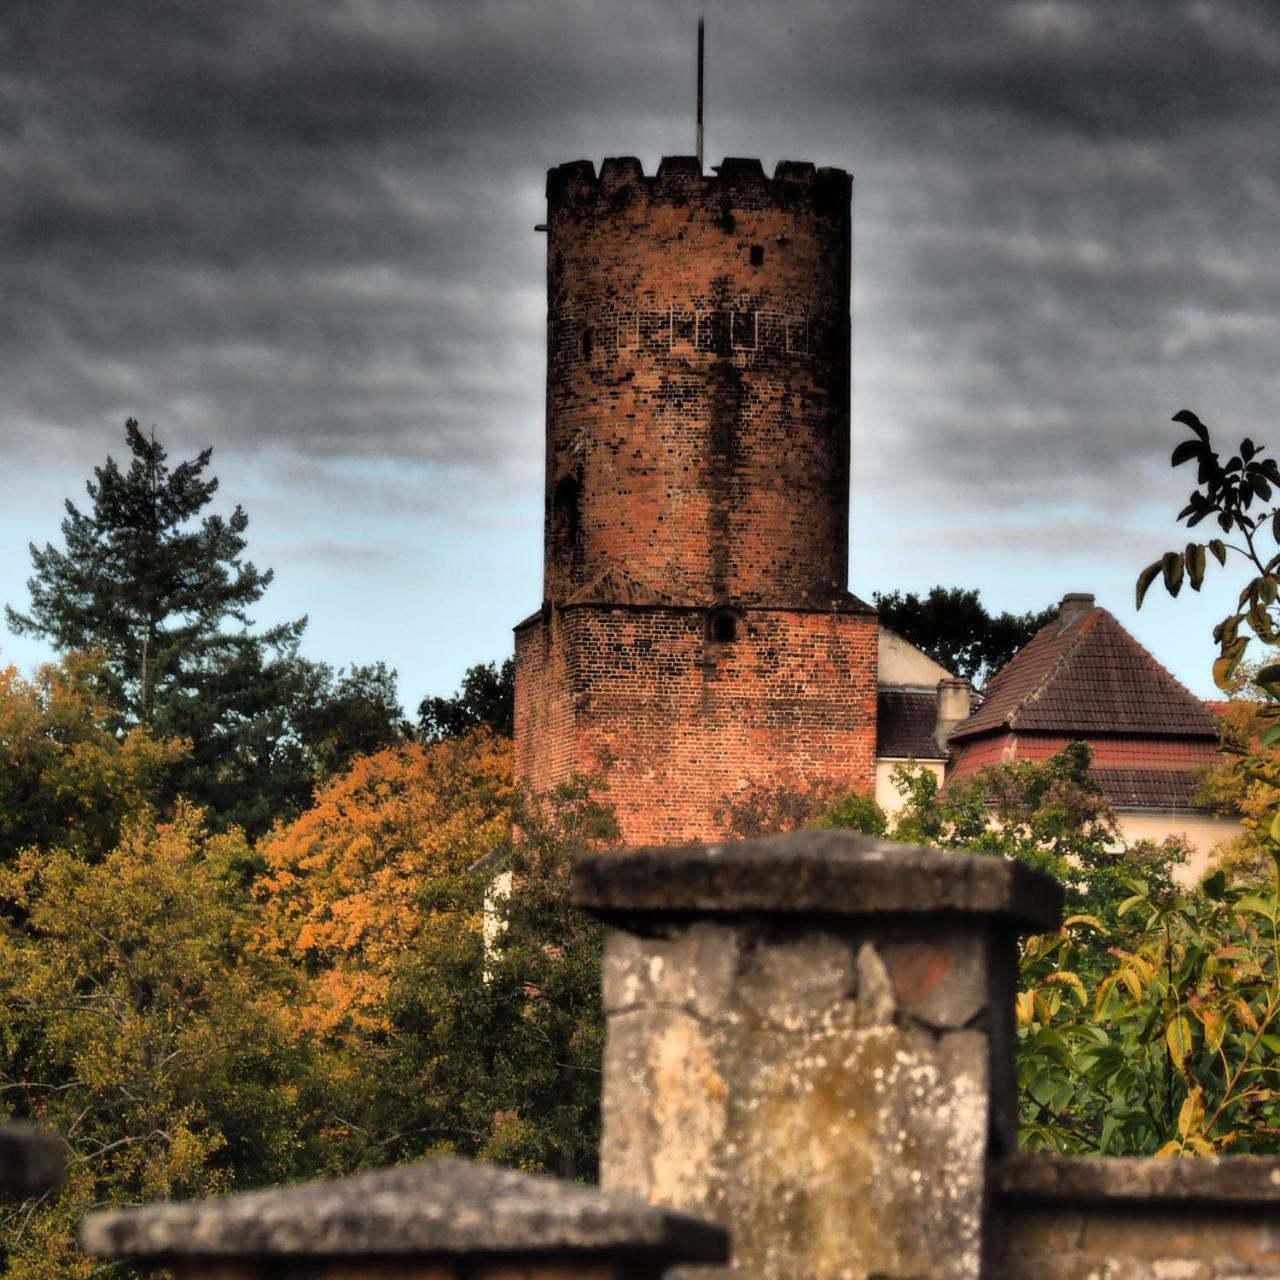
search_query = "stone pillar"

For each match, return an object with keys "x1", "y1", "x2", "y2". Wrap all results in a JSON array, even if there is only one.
[
  {"x1": 79, "y1": 1155, "x2": 728, "y2": 1279},
  {"x1": 573, "y1": 829, "x2": 1062, "y2": 1280}
]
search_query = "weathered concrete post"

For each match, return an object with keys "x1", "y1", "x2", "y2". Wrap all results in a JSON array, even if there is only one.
[
  {"x1": 573, "y1": 829, "x2": 1062, "y2": 1280},
  {"x1": 79, "y1": 1155, "x2": 728, "y2": 1279}
]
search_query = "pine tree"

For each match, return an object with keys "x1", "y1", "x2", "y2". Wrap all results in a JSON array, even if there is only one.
[
  {"x1": 6, "y1": 420, "x2": 405, "y2": 833},
  {"x1": 7, "y1": 419, "x2": 302, "y2": 725}
]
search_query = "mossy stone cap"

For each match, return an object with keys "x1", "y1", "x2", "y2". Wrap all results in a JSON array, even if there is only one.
[
  {"x1": 573, "y1": 828, "x2": 1063, "y2": 934},
  {"x1": 79, "y1": 1156, "x2": 729, "y2": 1265}
]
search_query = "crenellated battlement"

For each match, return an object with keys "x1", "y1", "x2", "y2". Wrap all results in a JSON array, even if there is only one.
[{"x1": 547, "y1": 155, "x2": 850, "y2": 216}]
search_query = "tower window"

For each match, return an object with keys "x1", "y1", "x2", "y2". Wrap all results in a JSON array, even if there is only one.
[
  {"x1": 552, "y1": 473, "x2": 582, "y2": 559},
  {"x1": 749, "y1": 244, "x2": 764, "y2": 267},
  {"x1": 708, "y1": 608, "x2": 739, "y2": 644},
  {"x1": 582, "y1": 326, "x2": 594, "y2": 360}
]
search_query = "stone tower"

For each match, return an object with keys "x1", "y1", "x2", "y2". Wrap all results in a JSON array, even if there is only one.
[{"x1": 513, "y1": 155, "x2": 878, "y2": 844}]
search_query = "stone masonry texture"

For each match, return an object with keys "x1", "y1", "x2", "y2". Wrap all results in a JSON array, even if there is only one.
[
  {"x1": 576, "y1": 831, "x2": 1064, "y2": 1280},
  {"x1": 513, "y1": 156, "x2": 877, "y2": 845},
  {"x1": 79, "y1": 1155, "x2": 728, "y2": 1280},
  {"x1": 991, "y1": 1153, "x2": 1280, "y2": 1279}
]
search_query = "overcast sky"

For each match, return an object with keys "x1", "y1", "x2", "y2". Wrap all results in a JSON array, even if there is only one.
[{"x1": 4, "y1": 0, "x2": 1279, "y2": 710}]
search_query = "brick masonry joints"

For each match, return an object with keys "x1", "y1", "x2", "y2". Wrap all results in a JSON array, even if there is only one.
[{"x1": 514, "y1": 155, "x2": 878, "y2": 844}]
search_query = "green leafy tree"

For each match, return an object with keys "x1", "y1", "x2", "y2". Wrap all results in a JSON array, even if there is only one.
[
  {"x1": 6, "y1": 421, "x2": 405, "y2": 834},
  {"x1": 872, "y1": 586, "x2": 1057, "y2": 687},
  {"x1": 0, "y1": 652, "x2": 185, "y2": 865},
  {"x1": 873, "y1": 748, "x2": 1220, "y2": 1156},
  {"x1": 418, "y1": 659, "x2": 514, "y2": 742},
  {"x1": 0, "y1": 806, "x2": 322, "y2": 1278},
  {"x1": 1017, "y1": 870, "x2": 1280, "y2": 1156}
]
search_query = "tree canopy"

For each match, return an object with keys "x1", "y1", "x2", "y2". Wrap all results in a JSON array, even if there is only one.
[
  {"x1": 5, "y1": 421, "x2": 406, "y2": 834},
  {"x1": 872, "y1": 586, "x2": 1057, "y2": 687},
  {"x1": 418, "y1": 659, "x2": 514, "y2": 741},
  {"x1": 0, "y1": 652, "x2": 185, "y2": 865}
]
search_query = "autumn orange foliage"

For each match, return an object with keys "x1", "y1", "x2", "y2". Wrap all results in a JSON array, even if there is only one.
[{"x1": 256, "y1": 730, "x2": 513, "y2": 1040}]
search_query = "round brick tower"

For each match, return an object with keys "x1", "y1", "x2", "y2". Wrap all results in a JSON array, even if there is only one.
[
  {"x1": 515, "y1": 156, "x2": 877, "y2": 846},
  {"x1": 544, "y1": 155, "x2": 852, "y2": 607}
]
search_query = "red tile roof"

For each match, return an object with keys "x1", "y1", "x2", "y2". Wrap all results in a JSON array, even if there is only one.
[
  {"x1": 1089, "y1": 768, "x2": 1204, "y2": 810},
  {"x1": 950, "y1": 605, "x2": 1218, "y2": 741}
]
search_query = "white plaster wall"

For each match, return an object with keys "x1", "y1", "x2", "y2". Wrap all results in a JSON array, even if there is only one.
[
  {"x1": 1116, "y1": 811, "x2": 1242, "y2": 887},
  {"x1": 878, "y1": 630, "x2": 953, "y2": 688},
  {"x1": 876, "y1": 758, "x2": 945, "y2": 818}
]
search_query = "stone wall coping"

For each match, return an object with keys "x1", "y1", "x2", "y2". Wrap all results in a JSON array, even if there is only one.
[
  {"x1": 573, "y1": 829, "x2": 1063, "y2": 934},
  {"x1": 996, "y1": 1152, "x2": 1280, "y2": 1207},
  {"x1": 79, "y1": 1156, "x2": 728, "y2": 1264},
  {"x1": 0, "y1": 1123, "x2": 63, "y2": 1197}
]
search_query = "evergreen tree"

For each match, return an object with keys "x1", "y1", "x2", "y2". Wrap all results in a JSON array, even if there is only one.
[
  {"x1": 6, "y1": 420, "x2": 405, "y2": 834},
  {"x1": 8, "y1": 419, "x2": 302, "y2": 726}
]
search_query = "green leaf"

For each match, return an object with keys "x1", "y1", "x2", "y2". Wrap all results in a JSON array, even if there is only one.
[
  {"x1": 1171, "y1": 439, "x2": 1203, "y2": 467},
  {"x1": 1162, "y1": 551, "x2": 1184, "y2": 597},
  {"x1": 1259, "y1": 723, "x2": 1280, "y2": 749},
  {"x1": 1234, "y1": 893, "x2": 1276, "y2": 919},
  {"x1": 1166, "y1": 1015, "x2": 1193, "y2": 1063},
  {"x1": 1209, "y1": 538, "x2": 1228, "y2": 565},
  {"x1": 1255, "y1": 664, "x2": 1280, "y2": 687},
  {"x1": 1172, "y1": 409, "x2": 1209, "y2": 441},
  {"x1": 1201, "y1": 869, "x2": 1227, "y2": 901},
  {"x1": 1189, "y1": 542, "x2": 1207, "y2": 589},
  {"x1": 1136, "y1": 561, "x2": 1162, "y2": 610}
]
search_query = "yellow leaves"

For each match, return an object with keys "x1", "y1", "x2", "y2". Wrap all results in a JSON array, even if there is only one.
[
  {"x1": 1236, "y1": 997, "x2": 1261, "y2": 1032},
  {"x1": 1166, "y1": 1014, "x2": 1194, "y2": 1064},
  {"x1": 1197, "y1": 1005, "x2": 1227, "y2": 1055},
  {"x1": 1156, "y1": 1088, "x2": 1216, "y2": 1157},
  {"x1": 255, "y1": 730, "x2": 513, "y2": 1042},
  {"x1": 0, "y1": 651, "x2": 186, "y2": 862},
  {"x1": 1015, "y1": 990, "x2": 1035, "y2": 1028},
  {"x1": 1178, "y1": 1085, "x2": 1205, "y2": 1140},
  {"x1": 1041, "y1": 970, "x2": 1088, "y2": 1008}
]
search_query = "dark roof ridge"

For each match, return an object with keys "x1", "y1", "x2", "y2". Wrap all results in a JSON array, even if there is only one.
[
  {"x1": 955, "y1": 606, "x2": 1099, "y2": 736},
  {"x1": 1011, "y1": 607, "x2": 1100, "y2": 721}
]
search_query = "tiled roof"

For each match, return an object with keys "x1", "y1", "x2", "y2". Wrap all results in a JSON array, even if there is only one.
[
  {"x1": 877, "y1": 690, "x2": 944, "y2": 760},
  {"x1": 950, "y1": 606, "x2": 1218, "y2": 741},
  {"x1": 1089, "y1": 768, "x2": 1203, "y2": 810}
]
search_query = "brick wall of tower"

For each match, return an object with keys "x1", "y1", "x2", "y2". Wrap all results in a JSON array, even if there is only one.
[
  {"x1": 543, "y1": 156, "x2": 851, "y2": 608},
  {"x1": 516, "y1": 603, "x2": 878, "y2": 846},
  {"x1": 514, "y1": 154, "x2": 874, "y2": 845}
]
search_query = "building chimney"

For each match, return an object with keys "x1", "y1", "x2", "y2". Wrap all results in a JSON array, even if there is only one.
[
  {"x1": 1057, "y1": 592, "x2": 1095, "y2": 626},
  {"x1": 936, "y1": 676, "x2": 972, "y2": 753}
]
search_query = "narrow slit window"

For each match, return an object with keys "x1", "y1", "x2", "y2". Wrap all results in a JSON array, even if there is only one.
[{"x1": 749, "y1": 244, "x2": 764, "y2": 267}]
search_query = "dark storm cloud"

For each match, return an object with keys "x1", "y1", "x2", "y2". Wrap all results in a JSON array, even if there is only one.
[{"x1": 4, "y1": 0, "x2": 1280, "y2": 544}]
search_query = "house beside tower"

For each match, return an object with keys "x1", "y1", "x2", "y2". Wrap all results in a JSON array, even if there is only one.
[{"x1": 512, "y1": 155, "x2": 880, "y2": 845}]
